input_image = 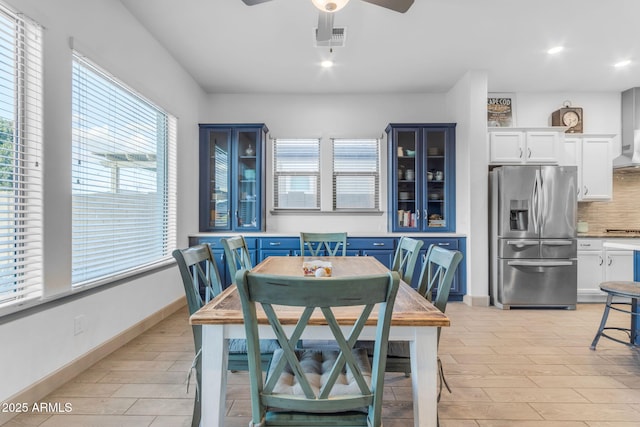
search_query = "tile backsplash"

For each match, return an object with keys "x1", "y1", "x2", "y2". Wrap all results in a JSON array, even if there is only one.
[{"x1": 578, "y1": 170, "x2": 640, "y2": 234}]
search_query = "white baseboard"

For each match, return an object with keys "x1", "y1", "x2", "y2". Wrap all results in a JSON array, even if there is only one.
[
  {"x1": 463, "y1": 294, "x2": 490, "y2": 307},
  {"x1": 0, "y1": 297, "x2": 186, "y2": 425}
]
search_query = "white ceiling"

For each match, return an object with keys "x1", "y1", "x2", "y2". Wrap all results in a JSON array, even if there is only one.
[{"x1": 120, "y1": 0, "x2": 640, "y2": 95}]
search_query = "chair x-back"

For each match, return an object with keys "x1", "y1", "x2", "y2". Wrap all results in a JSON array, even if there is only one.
[
  {"x1": 172, "y1": 244, "x2": 222, "y2": 427},
  {"x1": 300, "y1": 231, "x2": 347, "y2": 256},
  {"x1": 391, "y1": 236, "x2": 424, "y2": 285},
  {"x1": 236, "y1": 269, "x2": 400, "y2": 427},
  {"x1": 222, "y1": 235, "x2": 253, "y2": 280}
]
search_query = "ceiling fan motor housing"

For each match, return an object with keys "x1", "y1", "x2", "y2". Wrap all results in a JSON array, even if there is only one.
[{"x1": 312, "y1": 0, "x2": 350, "y2": 13}]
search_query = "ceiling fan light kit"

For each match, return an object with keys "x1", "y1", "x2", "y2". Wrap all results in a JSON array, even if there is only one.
[{"x1": 312, "y1": 0, "x2": 350, "y2": 12}]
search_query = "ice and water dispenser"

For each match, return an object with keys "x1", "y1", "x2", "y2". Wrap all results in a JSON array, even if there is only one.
[{"x1": 509, "y1": 200, "x2": 528, "y2": 231}]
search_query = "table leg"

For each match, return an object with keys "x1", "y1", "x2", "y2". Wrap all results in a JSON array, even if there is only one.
[
  {"x1": 201, "y1": 325, "x2": 228, "y2": 426},
  {"x1": 410, "y1": 327, "x2": 439, "y2": 427}
]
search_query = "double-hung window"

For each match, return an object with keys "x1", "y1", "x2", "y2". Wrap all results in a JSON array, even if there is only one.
[
  {"x1": 332, "y1": 138, "x2": 379, "y2": 210},
  {"x1": 71, "y1": 53, "x2": 176, "y2": 285},
  {"x1": 273, "y1": 138, "x2": 320, "y2": 209},
  {"x1": 0, "y1": 4, "x2": 43, "y2": 310}
]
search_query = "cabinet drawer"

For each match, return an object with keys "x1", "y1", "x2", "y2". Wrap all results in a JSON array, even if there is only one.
[
  {"x1": 259, "y1": 237, "x2": 299, "y2": 250},
  {"x1": 578, "y1": 239, "x2": 602, "y2": 250},
  {"x1": 347, "y1": 237, "x2": 396, "y2": 250},
  {"x1": 420, "y1": 238, "x2": 459, "y2": 250}
]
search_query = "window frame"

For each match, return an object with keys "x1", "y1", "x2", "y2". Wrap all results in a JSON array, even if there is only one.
[
  {"x1": 70, "y1": 51, "x2": 177, "y2": 288},
  {"x1": 272, "y1": 137, "x2": 321, "y2": 211},
  {"x1": 0, "y1": 3, "x2": 43, "y2": 312},
  {"x1": 332, "y1": 137, "x2": 380, "y2": 211}
]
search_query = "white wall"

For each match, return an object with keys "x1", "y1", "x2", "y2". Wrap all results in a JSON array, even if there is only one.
[
  {"x1": 0, "y1": 0, "x2": 205, "y2": 404},
  {"x1": 200, "y1": 93, "x2": 459, "y2": 234}
]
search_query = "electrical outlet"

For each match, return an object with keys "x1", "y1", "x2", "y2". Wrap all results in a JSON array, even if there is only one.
[{"x1": 74, "y1": 315, "x2": 86, "y2": 335}]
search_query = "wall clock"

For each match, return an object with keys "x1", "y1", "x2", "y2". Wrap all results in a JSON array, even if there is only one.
[{"x1": 551, "y1": 103, "x2": 583, "y2": 133}]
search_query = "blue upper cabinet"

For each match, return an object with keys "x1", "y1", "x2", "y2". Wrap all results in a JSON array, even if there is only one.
[
  {"x1": 387, "y1": 124, "x2": 456, "y2": 232},
  {"x1": 199, "y1": 124, "x2": 268, "y2": 232}
]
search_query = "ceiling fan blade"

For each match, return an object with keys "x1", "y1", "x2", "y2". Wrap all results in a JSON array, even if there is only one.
[
  {"x1": 316, "y1": 11, "x2": 334, "y2": 42},
  {"x1": 241, "y1": 0, "x2": 273, "y2": 5},
  {"x1": 361, "y1": 0, "x2": 414, "y2": 13}
]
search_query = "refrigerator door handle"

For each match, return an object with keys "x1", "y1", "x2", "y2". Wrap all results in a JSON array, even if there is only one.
[
  {"x1": 531, "y1": 170, "x2": 541, "y2": 233},
  {"x1": 506, "y1": 240, "x2": 539, "y2": 248},
  {"x1": 507, "y1": 260, "x2": 574, "y2": 267},
  {"x1": 541, "y1": 240, "x2": 573, "y2": 246}
]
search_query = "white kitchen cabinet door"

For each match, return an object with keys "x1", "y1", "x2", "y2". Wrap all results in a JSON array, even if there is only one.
[
  {"x1": 581, "y1": 137, "x2": 612, "y2": 201},
  {"x1": 489, "y1": 131, "x2": 525, "y2": 164},
  {"x1": 525, "y1": 131, "x2": 560, "y2": 163},
  {"x1": 604, "y1": 250, "x2": 634, "y2": 282},
  {"x1": 577, "y1": 250, "x2": 605, "y2": 300}
]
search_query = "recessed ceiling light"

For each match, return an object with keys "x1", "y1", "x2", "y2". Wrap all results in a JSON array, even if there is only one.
[
  {"x1": 614, "y1": 60, "x2": 631, "y2": 68},
  {"x1": 547, "y1": 46, "x2": 564, "y2": 55},
  {"x1": 321, "y1": 59, "x2": 333, "y2": 68}
]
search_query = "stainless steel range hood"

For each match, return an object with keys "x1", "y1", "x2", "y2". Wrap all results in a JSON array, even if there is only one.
[{"x1": 614, "y1": 87, "x2": 640, "y2": 170}]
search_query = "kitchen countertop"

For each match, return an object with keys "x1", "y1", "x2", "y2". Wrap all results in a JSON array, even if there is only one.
[
  {"x1": 578, "y1": 233, "x2": 640, "y2": 239},
  {"x1": 603, "y1": 241, "x2": 640, "y2": 251}
]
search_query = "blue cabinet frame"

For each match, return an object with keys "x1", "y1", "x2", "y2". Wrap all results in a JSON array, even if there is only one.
[
  {"x1": 387, "y1": 124, "x2": 456, "y2": 232},
  {"x1": 199, "y1": 124, "x2": 267, "y2": 232}
]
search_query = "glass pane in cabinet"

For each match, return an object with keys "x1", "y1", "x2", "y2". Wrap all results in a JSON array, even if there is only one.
[
  {"x1": 209, "y1": 131, "x2": 230, "y2": 229},
  {"x1": 396, "y1": 130, "x2": 418, "y2": 229},
  {"x1": 237, "y1": 130, "x2": 258, "y2": 229},
  {"x1": 426, "y1": 130, "x2": 446, "y2": 228}
]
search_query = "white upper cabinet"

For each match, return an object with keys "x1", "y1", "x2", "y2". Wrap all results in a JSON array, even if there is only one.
[
  {"x1": 489, "y1": 128, "x2": 563, "y2": 165},
  {"x1": 562, "y1": 134, "x2": 613, "y2": 201}
]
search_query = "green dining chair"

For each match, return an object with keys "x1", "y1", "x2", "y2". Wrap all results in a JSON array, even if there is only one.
[
  {"x1": 235, "y1": 268, "x2": 400, "y2": 427},
  {"x1": 299, "y1": 231, "x2": 348, "y2": 256},
  {"x1": 172, "y1": 245, "x2": 278, "y2": 427},
  {"x1": 222, "y1": 235, "x2": 253, "y2": 280},
  {"x1": 385, "y1": 244, "x2": 463, "y2": 399},
  {"x1": 391, "y1": 236, "x2": 424, "y2": 285}
]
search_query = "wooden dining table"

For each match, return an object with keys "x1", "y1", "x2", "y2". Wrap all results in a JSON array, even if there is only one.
[{"x1": 190, "y1": 256, "x2": 450, "y2": 427}]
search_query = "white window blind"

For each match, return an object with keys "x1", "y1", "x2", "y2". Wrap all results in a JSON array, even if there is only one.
[
  {"x1": 0, "y1": 4, "x2": 43, "y2": 309},
  {"x1": 72, "y1": 53, "x2": 176, "y2": 285},
  {"x1": 273, "y1": 138, "x2": 320, "y2": 209},
  {"x1": 332, "y1": 138, "x2": 379, "y2": 210}
]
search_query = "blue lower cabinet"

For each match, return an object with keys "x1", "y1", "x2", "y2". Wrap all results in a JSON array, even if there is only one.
[
  {"x1": 348, "y1": 238, "x2": 396, "y2": 269},
  {"x1": 188, "y1": 236, "x2": 257, "y2": 287},
  {"x1": 258, "y1": 237, "x2": 301, "y2": 261},
  {"x1": 187, "y1": 235, "x2": 466, "y2": 301},
  {"x1": 412, "y1": 237, "x2": 466, "y2": 300}
]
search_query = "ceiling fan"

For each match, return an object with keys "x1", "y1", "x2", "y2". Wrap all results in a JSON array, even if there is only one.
[{"x1": 241, "y1": 0, "x2": 414, "y2": 42}]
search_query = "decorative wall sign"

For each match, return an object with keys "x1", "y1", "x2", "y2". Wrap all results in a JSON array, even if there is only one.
[{"x1": 488, "y1": 93, "x2": 516, "y2": 127}]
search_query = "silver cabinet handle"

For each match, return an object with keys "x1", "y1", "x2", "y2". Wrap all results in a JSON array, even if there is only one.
[
  {"x1": 541, "y1": 240, "x2": 573, "y2": 246},
  {"x1": 506, "y1": 240, "x2": 538, "y2": 247},
  {"x1": 508, "y1": 260, "x2": 573, "y2": 267},
  {"x1": 598, "y1": 255, "x2": 603, "y2": 266},
  {"x1": 519, "y1": 147, "x2": 523, "y2": 158},
  {"x1": 528, "y1": 148, "x2": 532, "y2": 158},
  {"x1": 584, "y1": 186, "x2": 589, "y2": 195},
  {"x1": 372, "y1": 242, "x2": 385, "y2": 246},
  {"x1": 437, "y1": 242, "x2": 450, "y2": 246},
  {"x1": 608, "y1": 257, "x2": 612, "y2": 266},
  {"x1": 269, "y1": 242, "x2": 281, "y2": 246}
]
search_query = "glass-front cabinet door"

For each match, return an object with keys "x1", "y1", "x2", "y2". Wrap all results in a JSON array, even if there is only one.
[
  {"x1": 199, "y1": 124, "x2": 267, "y2": 232},
  {"x1": 387, "y1": 123, "x2": 456, "y2": 232}
]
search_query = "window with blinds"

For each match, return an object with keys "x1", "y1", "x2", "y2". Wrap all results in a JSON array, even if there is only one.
[
  {"x1": 332, "y1": 138, "x2": 379, "y2": 210},
  {"x1": 0, "y1": 4, "x2": 43, "y2": 309},
  {"x1": 71, "y1": 53, "x2": 176, "y2": 285},
  {"x1": 273, "y1": 138, "x2": 320, "y2": 209}
]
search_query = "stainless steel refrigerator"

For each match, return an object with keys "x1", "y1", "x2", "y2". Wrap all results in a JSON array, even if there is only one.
[{"x1": 490, "y1": 165, "x2": 578, "y2": 309}]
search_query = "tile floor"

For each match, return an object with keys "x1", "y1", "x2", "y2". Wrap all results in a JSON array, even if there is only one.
[{"x1": 4, "y1": 302, "x2": 640, "y2": 426}]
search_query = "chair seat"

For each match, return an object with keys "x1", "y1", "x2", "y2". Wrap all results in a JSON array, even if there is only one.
[
  {"x1": 599, "y1": 281, "x2": 640, "y2": 298},
  {"x1": 228, "y1": 338, "x2": 280, "y2": 354},
  {"x1": 355, "y1": 340, "x2": 410, "y2": 358},
  {"x1": 267, "y1": 348, "x2": 371, "y2": 400}
]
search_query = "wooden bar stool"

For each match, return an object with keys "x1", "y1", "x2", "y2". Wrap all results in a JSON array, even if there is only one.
[{"x1": 590, "y1": 281, "x2": 640, "y2": 350}]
